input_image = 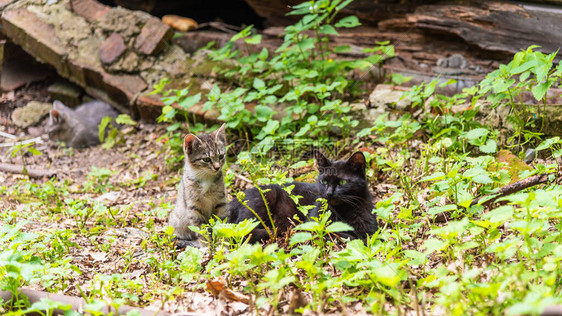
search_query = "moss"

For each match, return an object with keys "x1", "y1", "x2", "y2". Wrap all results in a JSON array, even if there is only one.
[{"x1": 495, "y1": 149, "x2": 533, "y2": 183}]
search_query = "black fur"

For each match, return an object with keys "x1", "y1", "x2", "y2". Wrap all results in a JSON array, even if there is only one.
[{"x1": 227, "y1": 151, "x2": 378, "y2": 243}]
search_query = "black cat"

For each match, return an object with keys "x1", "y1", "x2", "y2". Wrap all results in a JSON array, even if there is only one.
[{"x1": 227, "y1": 151, "x2": 378, "y2": 243}]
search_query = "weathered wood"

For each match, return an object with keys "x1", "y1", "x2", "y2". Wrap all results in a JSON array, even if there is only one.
[
  {"x1": 408, "y1": 1, "x2": 562, "y2": 55},
  {"x1": 244, "y1": 0, "x2": 427, "y2": 27}
]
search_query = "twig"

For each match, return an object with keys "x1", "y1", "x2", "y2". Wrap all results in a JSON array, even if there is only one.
[
  {"x1": 0, "y1": 162, "x2": 56, "y2": 178},
  {"x1": 235, "y1": 173, "x2": 252, "y2": 184},
  {"x1": 0, "y1": 131, "x2": 16, "y2": 139},
  {"x1": 0, "y1": 137, "x2": 44, "y2": 147},
  {"x1": 470, "y1": 173, "x2": 554, "y2": 207}
]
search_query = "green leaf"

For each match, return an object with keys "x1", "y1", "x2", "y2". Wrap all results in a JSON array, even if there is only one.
[
  {"x1": 245, "y1": 34, "x2": 262, "y2": 44},
  {"x1": 326, "y1": 221, "x2": 353, "y2": 233},
  {"x1": 531, "y1": 81, "x2": 552, "y2": 101},
  {"x1": 427, "y1": 204, "x2": 457, "y2": 215},
  {"x1": 334, "y1": 45, "x2": 350, "y2": 53},
  {"x1": 403, "y1": 250, "x2": 427, "y2": 266},
  {"x1": 482, "y1": 205, "x2": 513, "y2": 225},
  {"x1": 253, "y1": 78, "x2": 266, "y2": 90},
  {"x1": 115, "y1": 114, "x2": 137, "y2": 126},
  {"x1": 26, "y1": 147, "x2": 42, "y2": 156},
  {"x1": 98, "y1": 116, "x2": 112, "y2": 142},
  {"x1": 290, "y1": 232, "x2": 313, "y2": 245},
  {"x1": 370, "y1": 264, "x2": 400, "y2": 287},
  {"x1": 464, "y1": 128, "x2": 489, "y2": 141},
  {"x1": 536, "y1": 137, "x2": 561, "y2": 151},
  {"x1": 419, "y1": 172, "x2": 445, "y2": 182},
  {"x1": 261, "y1": 120, "x2": 279, "y2": 135},
  {"x1": 178, "y1": 93, "x2": 201, "y2": 109},
  {"x1": 255, "y1": 105, "x2": 275, "y2": 122},
  {"x1": 335, "y1": 16, "x2": 361, "y2": 28},
  {"x1": 422, "y1": 238, "x2": 448, "y2": 254},
  {"x1": 318, "y1": 24, "x2": 338, "y2": 36},
  {"x1": 479, "y1": 139, "x2": 497, "y2": 154}
]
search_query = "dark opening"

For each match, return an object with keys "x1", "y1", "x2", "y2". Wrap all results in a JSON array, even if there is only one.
[{"x1": 98, "y1": 0, "x2": 264, "y2": 29}]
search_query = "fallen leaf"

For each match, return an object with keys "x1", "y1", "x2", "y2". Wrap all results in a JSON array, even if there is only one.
[{"x1": 206, "y1": 276, "x2": 226, "y2": 296}]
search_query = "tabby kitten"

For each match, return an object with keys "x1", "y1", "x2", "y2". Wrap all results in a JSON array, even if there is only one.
[
  {"x1": 227, "y1": 151, "x2": 378, "y2": 243},
  {"x1": 46, "y1": 100, "x2": 119, "y2": 148},
  {"x1": 168, "y1": 124, "x2": 227, "y2": 248}
]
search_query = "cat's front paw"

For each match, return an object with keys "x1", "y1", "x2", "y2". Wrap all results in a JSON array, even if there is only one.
[{"x1": 173, "y1": 237, "x2": 203, "y2": 249}]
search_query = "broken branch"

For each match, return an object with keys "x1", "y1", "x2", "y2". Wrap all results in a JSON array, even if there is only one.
[
  {"x1": 470, "y1": 173, "x2": 554, "y2": 207},
  {"x1": 0, "y1": 162, "x2": 56, "y2": 178}
]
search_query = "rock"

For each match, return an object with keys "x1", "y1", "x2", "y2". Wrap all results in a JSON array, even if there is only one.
[
  {"x1": 524, "y1": 148, "x2": 536, "y2": 164},
  {"x1": 162, "y1": 15, "x2": 198, "y2": 32},
  {"x1": 107, "y1": 51, "x2": 139, "y2": 73},
  {"x1": 99, "y1": 32, "x2": 127, "y2": 65},
  {"x1": 437, "y1": 53, "x2": 468, "y2": 69},
  {"x1": 0, "y1": 1, "x2": 196, "y2": 120},
  {"x1": 48, "y1": 81, "x2": 83, "y2": 106},
  {"x1": 368, "y1": 84, "x2": 411, "y2": 111},
  {"x1": 134, "y1": 17, "x2": 173, "y2": 55},
  {"x1": 12, "y1": 101, "x2": 52, "y2": 128}
]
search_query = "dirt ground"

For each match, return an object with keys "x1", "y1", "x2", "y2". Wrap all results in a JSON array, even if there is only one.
[{"x1": 0, "y1": 76, "x2": 401, "y2": 315}]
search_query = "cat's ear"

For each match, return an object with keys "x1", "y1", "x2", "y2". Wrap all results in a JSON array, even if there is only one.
[
  {"x1": 346, "y1": 151, "x2": 366, "y2": 172},
  {"x1": 211, "y1": 123, "x2": 226, "y2": 143},
  {"x1": 52, "y1": 100, "x2": 69, "y2": 112},
  {"x1": 183, "y1": 134, "x2": 202, "y2": 155},
  {"x1": 313, "y1": 150, "x2": 331, "y2": 169},
  {"x1": 49, "y1": 109, "x2": 62, "y2": 124}
]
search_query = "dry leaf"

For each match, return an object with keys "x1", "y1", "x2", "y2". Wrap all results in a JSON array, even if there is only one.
[{"x1": 206, "y1": 276, "x2": 226, "y2": 296}]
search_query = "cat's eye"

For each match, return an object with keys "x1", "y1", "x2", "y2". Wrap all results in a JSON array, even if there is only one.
[
  {"x1": 202, "y1": 157, "x2": 212, "y2": 163},
  {"x1": 321, "y1": 179, "x2": 328, "y2": 184},
  {"x1": 339, "y1": 180, "x2": 347, "y2": 185},
  {"x1": 218, "y1": 154, "x2": 225, "y2": 160}
]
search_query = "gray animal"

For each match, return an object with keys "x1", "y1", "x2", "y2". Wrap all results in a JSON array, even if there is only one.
[
  {"x1": 46, "y1": 100, "x2": 119, "y2": 148},
  {"x1": 168, "y1": 124, "x2": 228, "y2": 248}
]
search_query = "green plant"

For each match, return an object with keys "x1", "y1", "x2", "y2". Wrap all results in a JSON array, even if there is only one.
[
  {"x1": 6, "y1": 142, "x2": 42, "y2": 178},
  {"x1": 99, "y1": 114, "x2": 137, "y2": 149},
  {"x1": 478, "y1": 46, "x2": 562, "y2": 149},
  {"x1": 83, "y1": 166, "x2": 115, "y2": 193}
]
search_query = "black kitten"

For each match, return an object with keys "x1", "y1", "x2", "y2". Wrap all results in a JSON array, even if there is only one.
[{"x1": 227, "y1": 151, "x2": 378, "y2": 243}]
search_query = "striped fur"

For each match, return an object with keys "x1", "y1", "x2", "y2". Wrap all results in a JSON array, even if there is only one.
[{"x1": 168, "y1": 124, "x2": 227, "y2": 247}]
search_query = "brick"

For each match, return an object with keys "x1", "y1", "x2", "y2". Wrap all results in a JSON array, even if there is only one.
[
  {"x1": 68, "y1": 0, "x2": 110, "y2": 22},
  {"x1": 135, "y1": 94, "x2": 165, "y2": 121},
  {"x1": 99, "y1": 33, "x2": 126, "y2": 65},
  {"x1": 134, "y1": 17, "x2": 173, "y2": 55},
  {"x1": 1, "y1": 8, "x2": 68, "y2": 76},
  {"x1": 103, "y1": 73, "x2": 147, "y2": 106}
]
